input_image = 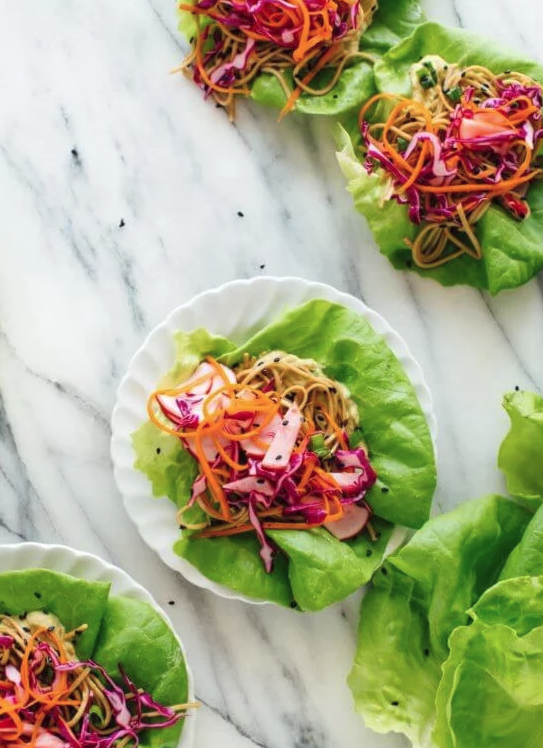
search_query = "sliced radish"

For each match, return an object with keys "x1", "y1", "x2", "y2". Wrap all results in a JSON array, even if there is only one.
[
  {"x1": 183, "y1": 433, "x2": 229, "y2": 463},
  {"x1": 223, "y1": 476, "x2": 275, "y2": 497},
  {"x1": 240, "y1": 413, "x2": 283, "y2": 457},
  {"x1": 326, "y1": 472, "x2": 365, "y2": 495},
  {"x1": 261, "y1": 404, "x2": 303, "y2": 470},
  {"x1": 325, "y1": 504, "x2": 371, "y2": 540},
  {"x1": 459, "y1": 111, "x2": 513, "y2": 140},
  {"x1": 183, "y1": 362, "x2": 216, "y2": 395},
  {"x1": 190, "y1": 473, "x2": 207, "y2": 502}
]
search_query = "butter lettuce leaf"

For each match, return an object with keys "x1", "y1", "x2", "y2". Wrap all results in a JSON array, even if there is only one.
[
  {"x1": 348, "y1": 495, "x2": 531, "y2": 744},
  {"x1": 0, "y1": 569, "x2": 110, "y2": 659},
  {"x1": 221, "y1": 299, "x2": 436, "y2": 529},
  {"x1": 501, "y1": 506, "x2": 543, "y2": 580},
  {"x1": 93, "y1": 596, "x2": 189, "y2": 748},
  {"x1": 498, "y1": 390, "x2": 543, "y2": 506},
  {"x1": 337, "y1": 22, "x2": 543, "y2": 293}
]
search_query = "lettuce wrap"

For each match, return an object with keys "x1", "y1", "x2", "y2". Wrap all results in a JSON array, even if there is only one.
[
  {"x1": 133, "y1": 299, "x2": 436, "y2": 610},
  {"x1": 0, "y1": 569, "x2": 190, "y2": 748},
  {"x1": 177, "y1": 0, "x2": 424, "y2": 118},
  {"x1": 336, "y1": 22, "x2": 543, "y2": 293}
]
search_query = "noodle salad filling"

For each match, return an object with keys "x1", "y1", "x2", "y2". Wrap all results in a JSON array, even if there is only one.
[
  {"x1": 176, "y1": 0, "x2": 377, "y2": 120},
  {"x1": 0, "y1": 612, "x2": 194, "y2": 748},
  {"x1": 148, "y1": 351, "x2": 378, "y2": 572},
  {"x1": 358, "y1": 55, "x2": 543, "y2": 268}
]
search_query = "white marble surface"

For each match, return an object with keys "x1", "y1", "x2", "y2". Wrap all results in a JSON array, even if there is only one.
[{"x1": 1, "y1": 1, "x2": 543, "y2": 747}]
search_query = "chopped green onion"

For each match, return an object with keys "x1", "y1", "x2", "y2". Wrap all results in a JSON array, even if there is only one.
[
  {"x1": 309, "y1": 434, "x2": 331, "y2": 460},
  {"x1": 397, "y1": 137, "x2": 409, "y2": 152},
  {"x1": 447, "y1": 85, "x2": 462, "y2": 103}
]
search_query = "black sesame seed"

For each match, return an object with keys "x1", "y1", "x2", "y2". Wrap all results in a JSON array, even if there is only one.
[
  {"x1": 259, "y1": 264, "x2": 265, "y2": 270},
  {"x1": 273, "y1": 357, "x2": 280, "y2": 363},
  {"x1": 119, "y1": 218, "x2": 125, "y2": 228},
  {"x1": 34, "y1": 592, "x2": 42, "y2": 599},
  {"x1": 381, "y1": 567, "x2": 388, "y2": 575},
  {"x1": 168, "y1": 600, "x2": 175, "y2": 606},
  {"x1": 23, "y1": 627, "x2": 31, "y2": 633},
  {"x1": 256, "y1": 478, "x2": 265, "y2": 485},
  {"x1": 504, "y1": 69, "x2": 511, "y2": 74},
  {"x1": 381, "y1": 486, "x2": 389, "y2": 494},
  {"x1": 391, "y1": 701, "x2": 399, "y2": 707},
  {"x1": 47, "y1": 626, "x2": 55, "y2": 632},
  {"x1": 424, "y1": 648, "x2": 430, "y2": 657},
  {"x1": 237, "y1": 210, "x2": 244, "y2": 217},
  {"x1": 190, "y1": 36, "x2": 194, "y2": 43},
  {"x1": 515, "y1": 385, "x2": 520, "y2": 391},
  {"x1": 282, "y1": 420, "x2": 289, "y2": 426},
  {"x1": 71, "y1": 147, "x2": 79, "y2": 158},
  {"x1": 333, "y1": 94, "x2": 338, "y2": 99},
  {"x1": 156, "y1": 447, "x2": 161, "y2": 455},
  {"x1": 329, "y1": 387, "x2": 337, "y2": 394},
  {"x1": 290, "y1": 601, "x2": 298, "y2": 609},
  {"x1": 43, "y1": 609, "x2": 49, "y2": 615},
  {"x1": 376, "y1": 531, "x2": 381, "y2": 539},
  {"x1": 275, "y1": 454, "x2": 283, "y2": 461},
  {"x1": 257, "y1": 361, "x2": 264, "y2": 367},
  {"x1": 19, "y1": 613, "x2": 27, "y2": 620},
  {"x1": 365, "y1": 549, "x2": 372, "y2": 557}
]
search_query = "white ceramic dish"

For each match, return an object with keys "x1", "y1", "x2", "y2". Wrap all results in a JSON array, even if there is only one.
[
  {"x1": 111, "y1": 276, "x2": 437, "y2": 604},
  {"x1": 0, "y1": 542, "x2": 195, "y2": 748}
]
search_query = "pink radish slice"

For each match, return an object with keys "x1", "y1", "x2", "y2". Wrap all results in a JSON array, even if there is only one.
[
  {"x1": 326, "y1": 472, "x2": 365, "y2": 495},
  {"x1": 223, "y1": 476, "x2": 275, "y2": 497},
  {"x1": 261, "y1": 404, "x2": 303, "y2": 470},
  {"x1": 325, "y1": 504, "x2": 371, "y2": 540},
  {"x1": 184, "y1": 433, "x2": 229, "y2": 463},
  {"x1": 240, "y1": 413, "x2": 283, "y2": 457},
  {"x1": 183, "y1": 362, "x2": 216, "y2": 395}
]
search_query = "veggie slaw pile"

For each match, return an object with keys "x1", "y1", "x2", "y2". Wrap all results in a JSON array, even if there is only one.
[
  {"x1": 177, "y1": 0, "x2": 377, "y2": 119},
  {"x1": 148, "y1": 352, "x2": 377, "y2": 572},
  {"x1": 0, "y1": 614, "x2": 192, "y2": 748},
  {"x1": 358, "y1": 56, "x2": 543, "y2": 268}
]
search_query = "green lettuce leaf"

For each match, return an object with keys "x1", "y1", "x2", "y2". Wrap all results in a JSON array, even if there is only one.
[
  {"x1": 174, "y1": 533, "x2": 293, "y2": 606},
  {"x1": 501, "y1": 506, "x2": 543, "y2": 580},
  {"x1": 348, "y1": 495, "x2": 531, "y2": 744},
  {"x1": 269, "y1": 519, "x2": 394, "y2": 611},
  {"x1": 470, "y1": 575, "x2": 543, "y2": 637},
  {"x1": 434, "y1": 623, "x2": 543, "y2": 748},
  {"x1": 0, "y1": 569, "x2": 110, "y2": 658},
  {"x1": 337, "y1": 22, "x2": 543, "y2": 293},
  {"x1": 498, "y1": 390, "x2": 543, "y2": 506},
  {"x1": 93, "y1": 597, "x2": 189, "y2": 747},
  {"x1": 178, "y1": 0, "x2": 424, "y2": 117},
  {"x1": 221, "y1": 299, "x2": 436, "y2": 529},
  {"x1": 133, "y1": 299, "x2": 436, "y2": 609}
]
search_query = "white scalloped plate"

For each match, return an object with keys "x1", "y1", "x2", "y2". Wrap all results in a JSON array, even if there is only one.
[
  {"x1": 111, "y1": 277, "x2": 437, "y2": 605},
  {"x1": 0, "y1": 542, "x2": 195, "y2": 748}
]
